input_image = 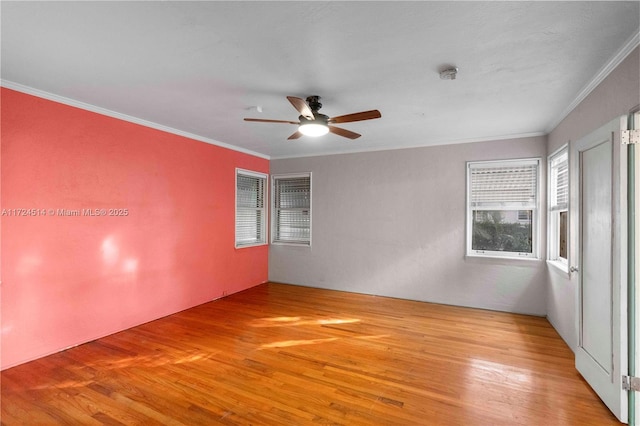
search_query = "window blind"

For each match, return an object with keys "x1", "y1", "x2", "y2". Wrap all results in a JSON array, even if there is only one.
[
  {"x1": 236, "y1": 172, "x2": 266, "y2": 246},
  {"x1": 469, "y1": 160, "x2": 539, "y2": 209},
  {"x1": 550, "y1": 152, "x2": 568, "y2": 211},
  {"x1": 272, "y1": 174, "x2": 311, "y2": 245}
]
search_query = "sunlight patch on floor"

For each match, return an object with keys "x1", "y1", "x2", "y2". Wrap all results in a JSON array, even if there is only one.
[
  {"x1": 260, "y1": 334, "x2": 389, "y2": 350},
  {"x1": 250, "y1": 316, "x2": 360, "y2": 328},
  {"x1": 260, "y1": 337, "x2": 340, "y2": 349}
]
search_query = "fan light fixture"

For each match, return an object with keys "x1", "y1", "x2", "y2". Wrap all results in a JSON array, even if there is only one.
[{"x1": 298, "y1": 122, "x2": 329, "y2": 137}]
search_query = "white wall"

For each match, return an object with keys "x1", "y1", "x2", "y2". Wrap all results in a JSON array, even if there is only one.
[
  {"x1": 547, "y1": 47, "x2": 639, "y2": 351},
  {"x1": 270, "y1": 136, "x2": 548, "y2": 315}
]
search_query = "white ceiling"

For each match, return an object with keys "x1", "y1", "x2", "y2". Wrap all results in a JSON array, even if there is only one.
[{"x1": 2, "y1": 1, "x2": 639, "y2": 159}]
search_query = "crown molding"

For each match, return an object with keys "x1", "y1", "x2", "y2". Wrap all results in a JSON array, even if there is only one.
[
  {"x1": 270, "y1": 131, "x2": 547, "y2": 160},
  {"x1": 545, "y1": 30, "x2": 640, "y2": 134},
  {"x1": 1, "y1": 80, "x2": 271, "y2": 160}
]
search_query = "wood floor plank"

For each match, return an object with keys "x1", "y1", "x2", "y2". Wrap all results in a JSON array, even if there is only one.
[{"x1": 1, "y1": 282, "x2": 620, "y2": 425}]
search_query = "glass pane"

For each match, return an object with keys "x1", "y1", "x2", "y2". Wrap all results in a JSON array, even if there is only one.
[
  {"x1": 470, "y1": 162, "x2": 538, "y2": 206},
  {"x1": 556, "y1": 161, "x2": 569, "y2": 206},
  {"x1": 559, "y1": 211, "x2": 568, "y2": 259},
  {"x1": 237, "y1": 175, "x2": 264, "y2": 209},
  {"x1": 275, "y1": 177, "x2": 310, "y2": 209},
  {"x1": 236, "y1": 208, "x2": 264, "y2": 245},
  {"x1": 550, "y1": 151, "x2": 569, "y2": 210},
  {"x1": 275, "y1": 209, "x2": 310, "y2": 243},
  {"x1": 472, "y1": 210, "x2": 532, "y2": 253}
]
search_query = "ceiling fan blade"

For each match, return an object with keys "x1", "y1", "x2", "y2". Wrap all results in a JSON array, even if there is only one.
[
  {"x1": 329, "y1": 125, "x2": 361, "y2": 140},
  {"x1": 287, "y1": 96, "x2": 315, "y2": 120},
  {"x1": 288, "y1": 131, "x2": 303, "y2": 140},
  {"x1": 329, "y1": 110, "x2": 381, "y2": 124},
  {"x1": 244, "y1": 118, "x2": 299, "y2": 125}
]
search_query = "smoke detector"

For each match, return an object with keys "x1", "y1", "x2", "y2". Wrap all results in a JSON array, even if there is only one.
[{"x1": 439, "y1": 67, "x2": 459, "y2": 80}]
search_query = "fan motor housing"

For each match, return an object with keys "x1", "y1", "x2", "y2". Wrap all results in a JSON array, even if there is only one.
[{"x1": 299, "y1": 113, "x2": 329, "y2": 124}]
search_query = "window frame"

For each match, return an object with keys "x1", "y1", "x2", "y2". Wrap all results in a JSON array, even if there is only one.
[
  {"x1": 271, "y1": 172, "x2": 312, "y2": 247},
  {"x1": 466, "y1": 157, "x2": 541, "y2": 260},
  {"x1": 547, "y1": 145, "x2": 569, "y2": 272},
  {"x1": 235, "y1": 168, "x2": 268, "y2": 249}
]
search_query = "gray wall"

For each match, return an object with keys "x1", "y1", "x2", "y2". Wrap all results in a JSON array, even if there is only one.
[
  {"x1": 270, "y1": 136, "x2": 548, "y2": 315},
  {"x1": 546, "y1": 47, "x2": 639, "y2": 351},
  {"x1": 270, "y1": 46, "x2": 639, "y2": 346}
]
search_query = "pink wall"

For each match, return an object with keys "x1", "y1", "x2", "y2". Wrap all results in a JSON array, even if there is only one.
[{"x1": 1, "y1": 88, "x2": 269, "y2": 369}]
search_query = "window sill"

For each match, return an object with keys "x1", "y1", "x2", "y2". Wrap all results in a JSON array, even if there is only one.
[
  {"x1": 466, "y1": 252, "x2": 540, "y2": 261},
  {"x1": 465, "y1": 253, "x2": 542, "y2": 266},
  {"x1": 271, "y1": 242, "x2": 311, "y2": 248},
  {"x1": 547, "y1": 259, "x2": 569, "y2": 275},
  {"x1": 235, "y1": 242, "x2": 268, "y2": 249}
]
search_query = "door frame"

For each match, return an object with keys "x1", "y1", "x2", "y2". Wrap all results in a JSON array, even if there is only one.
[{"x1": 630, "y1": 110, "x2": 640, "y2": 425}]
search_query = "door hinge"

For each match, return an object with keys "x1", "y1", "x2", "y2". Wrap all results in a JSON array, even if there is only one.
[
  {"x1": 622, "y1": 375, "x2": 640, "y2": 391},
  {"x1": 621, "y1": 129, "x2": 640, "y2": 144}
]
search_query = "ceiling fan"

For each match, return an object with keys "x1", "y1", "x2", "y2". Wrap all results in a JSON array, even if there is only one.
[{"x1": 244, "y1": 96, "x2": 381, "y2": 140}]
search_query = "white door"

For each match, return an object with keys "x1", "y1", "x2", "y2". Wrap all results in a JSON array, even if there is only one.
[{"x1": 572, "y1": 117, "x2": 628, "y2": 422}]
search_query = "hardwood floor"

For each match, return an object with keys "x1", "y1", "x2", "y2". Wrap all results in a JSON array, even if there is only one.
[{"x1": 1, "y1": 283, "x2": 619, "y2": 425}]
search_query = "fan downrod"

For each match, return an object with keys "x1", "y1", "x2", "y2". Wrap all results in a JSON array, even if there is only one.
[{"x1": 306, "y1": 96, "x2": 323, "y2": 112}]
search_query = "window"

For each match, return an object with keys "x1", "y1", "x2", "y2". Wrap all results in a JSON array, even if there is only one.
[
  {"x1": 235, "y1": 169, "x2": 267, "y2": 248},
  {"x1": 548, "y1": 146, "x2": 569, "y2": 269},
  {"x1": 272, "y1": 173, "x2": 311, "y2": 246},
  {"x1": 467, "y1": 158, "x2": 540, "y2": 259}
]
